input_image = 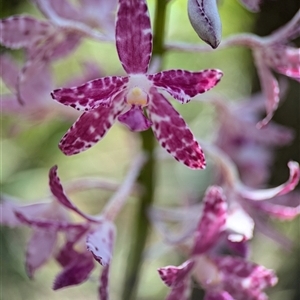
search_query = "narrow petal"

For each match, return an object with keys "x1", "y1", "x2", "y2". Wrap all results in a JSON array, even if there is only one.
[
  {"x1": 239, "y1": 0, "x2": 262, "y2": 12},
  {"x1": 254, "y1": 51, "x2": 280, "y2": 128},
  {"x1": 187, "y1": 0, "x2": 222, "y2": 48},
  {"x1": 15, "y1": 210, "x2": 88, "y2": 232},
  {"x1": 59, "y1": 95, "x2": 126, "y2": 155},
  {"x1": 53, "y1": 251, "x2": 94, "y2": 290},
  {"x1": 192, "y1": 186, "x2": 227, "y2": 255},
  {"x1": 51, "y1": 76, "x2": 128, "y2": 111},
  {"x1": 26, "y1": 229, "x2": 57, "y2": 277},
  {"x1": 118, "y1": 106, "x2": 152, "y2": 131},
  {"x1": 0, "y1": 197, "x2": 49, "y2": 227},
  {"x1": 99, "y1": 265, "x2": 110, "y2": 300},
  {"x1": 148, "y1": 89, "x2": 206, "y2": 169},
  {"x1": 258, "y1": 202, "x2": 300, "y2": 221},
  {"x1": 0, "y1": 16, "x2": 52, "y2": 49},
  {"x1": 148, "y1": 69, "x2": 223, "y2": 104},
  {"x1": 86, "y1": 222, "x2": 116, "y2": 266},
  {"x1": 239, "y1": 161, "x2": 300, "y2": 201},
  {"x1": 165, "y1": 280, "x2": 192, "y2": 300},
  {"x1": 49, "y1": 166, "x2": 102, "y2": 222},
  {"x1": 116, "y1": 0, "x2": 152, "y2": 74}
]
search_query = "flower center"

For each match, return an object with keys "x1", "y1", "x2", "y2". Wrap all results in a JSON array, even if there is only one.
[{"x1": 126, "y1": 87, "x2": 148, "y2": 106}]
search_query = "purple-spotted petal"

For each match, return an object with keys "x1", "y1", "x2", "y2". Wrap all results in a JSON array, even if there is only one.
[
  {"x1": 268, "y1": 46, "x2": 300, "y2": 81},
  {"x1": 205, "y1": 291, "x2": 235, "y2": 300},
  {"x1": 58, "y1": 95, "x2": 126, "y2": 155},
  {"x1": 53, "y1": 251, "x2": 94, "y2": 290},
  {"x1": 192, "y1": 186, "x2": 227, "y2": 255},
  {"x1": 86, "y1": 222, "x2": 116, "y2": 266},
  {"x1": 49, "y1": 166, "x2": 102, "y2": 222},
  {"x1": 0, "y1": 16, "x2": 53, "y2": 49},
  {"x1": 148, "y1": 69, "x2": 223, "y2": 104},
  {"x1": 158, "y1": 260, "x2": 194, "y2": 288},
  {"x1": 116, "y1": 0, "x2": 152, "y2": 74},
  {"x1": 239, "y1": 0, "x2": 262, "y2": 12},
  {"x1": 51, "y1": 76, "x2": 128, "y2": 111},
  {"x1": 239, "y1": 161, "x2": 300, "y2": 200},
  {"x1": 148, "y1": 89, "x2": 206, "y2": 169},
  {"x1": 254, "y1": 51, "x2": 280, "y2": 128},
  {"x1": 26, "y1": 229, "x2": 57, "y2": 278},
  {"x1": 118, "y1": 106, "x2": 152, "y2": 131},
  {"x1": 99, "y1": 265, "x2": 110, "y2": 300},
  {"x1": 187, "y1": 0, "x2": 222, "y2": 48},
  {"x1": 213, "y1": 256, "x2": 278, "y2": 300}
]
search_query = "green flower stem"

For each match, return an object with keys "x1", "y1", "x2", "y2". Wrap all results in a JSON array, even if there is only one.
[{"x1": 121, "y1": 1, "x2": 169, "y2": 299}]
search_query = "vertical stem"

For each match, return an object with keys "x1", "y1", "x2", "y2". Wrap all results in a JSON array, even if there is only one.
[{"x1": 121, "y1": 1, "x2": 168, "y2": 299}]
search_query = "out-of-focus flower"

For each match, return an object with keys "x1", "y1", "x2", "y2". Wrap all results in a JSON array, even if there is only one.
[
  {"x1": 212, "y1": 94, "x2": 294, "y2": 187},
  {"x1": 0, "y1": 154, "x2": 144, "y2": 299},
  {"x1": 158, "y1": 186, "x2": 278, "y2": 300},
  {"x1": 201, "y1": 141, "x2": 300, "y2": 247},
  {"x1": 0, "y1": 0, "x2": 117, "y2": 102},
  {"x1": 0, "y1": 54, "x2": 102, "y2": 126},
  {"x1": 51, "y1": 0, "x2": 223, "y2": 169},
  {"x1": 187, "y1": 0, "x2": 222, "y2": 48}
]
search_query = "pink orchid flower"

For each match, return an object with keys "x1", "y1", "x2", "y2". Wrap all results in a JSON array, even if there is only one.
[
  {"x1": 202, "y1": 141, "x2": 300, "y2": 247},
  {"x1": 0, "y1": 0, "x2": 116, "y2": 103},
  {"x1": 158, "y1": 186, "x2": 277, "y2": 300},
  {"x1": 51, "y1": 0, "x2": 223, "y2": 169}
]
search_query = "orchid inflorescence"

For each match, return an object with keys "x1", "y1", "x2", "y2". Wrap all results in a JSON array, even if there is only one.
[{"x1": 1, "y1": 0, "x2": 299, "y2": 300}]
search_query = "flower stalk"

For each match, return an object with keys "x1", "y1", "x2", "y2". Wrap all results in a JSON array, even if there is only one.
[{"x1": 121, "y1": 1, "x2": 169, "y2": 299}]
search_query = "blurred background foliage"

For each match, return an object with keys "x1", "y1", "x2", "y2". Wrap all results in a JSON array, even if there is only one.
[{"x1": 0, "y1": 0, "x2": 299, "y2": 299}]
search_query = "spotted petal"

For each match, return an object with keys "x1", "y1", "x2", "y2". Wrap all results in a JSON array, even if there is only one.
[
  {"x1": 99, "y1": 265, "x2": 110, "y2": 300},
  {"x1": 148, "y1": 69, "x2": 223, "y2": 104},
  {"x1": 49, "y1": 166, "x2": 102, "y2": 222},
  {"x1": 158, "y1": 260, "x2": 194, "y2": 300},
  {"x1": 148, "y1": 89, "x2": 206, "y2": 169},
  {"x1": 0, "y1": 16, "x2": 53, "y2": 49},
  {"x1": 213, "y1": 256, "x2": 277, "y2": 300},
  {"x1": 254, "y1": 51, "x2": 280, "y2": 128},
  {"x1": 59, "y1": 95, "x2": 126, "y2": 155},
  {"x1": 192, "y1": 186, "x2": 227, "y2": 255},
  {"x1": 51, "y1": 76, "x2": 128, "y2": 111},
  {"x1": 86, "y1": 222, "x2": 116, "y2": 266},
  {"x1": 116, "y1": 0, "x2": 152, "y2": 74}
]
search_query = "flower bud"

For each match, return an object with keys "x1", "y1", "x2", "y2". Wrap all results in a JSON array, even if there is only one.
[{"x1": 188, "y1": 0, "x2": 222, "y2": 49}]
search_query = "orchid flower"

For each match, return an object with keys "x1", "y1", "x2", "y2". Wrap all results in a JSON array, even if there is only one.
[
  {"x1": 51, "y1": 0, "x2": 223, "y2": 169},
  {"x1": 158, "y1": 186, "x2": 278, "y2": 300},
  {"x1": 1, "y1": 54, "x2": 102, "y2": 125},
  {"x1": 201, "y1": 141, "x2": 300, "y2": 247},
  {"x1": 0, "y1": 0, "x2": 117, "y2": 103},
  {"x1": 212, "y1": 94, "x2": 294, "y2": 187},
  {"x1": 0, "y1": 154, "x2": 143, "y2": 299}
]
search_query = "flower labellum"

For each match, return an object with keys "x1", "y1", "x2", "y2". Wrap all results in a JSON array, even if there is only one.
[{"x1": 188, "y1": 0, "x2": 222, "y2": 49}]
